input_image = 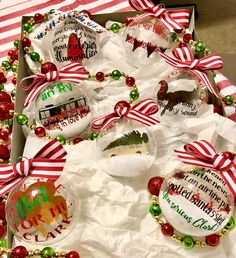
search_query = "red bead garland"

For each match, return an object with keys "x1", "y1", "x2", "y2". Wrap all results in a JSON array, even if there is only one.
[
  {"x1": 0, "y1": 225, "x2": 5, "y2": 237},
  {"x1": 161, "y1": 223, "x2": 174, "y2": 236},
  {"x1": 205, "y1": 234, "x2": 220, "y2": 247},
  {"x1": 22, "y1": 37, "x2": 31, "y2": 47},
  {"x1": 183, "y1": 33, "x2": 192, "y2": 43},
  {"x1": 41, "y1": 62, "x2": 57, "y2": 74},
  {"x1": 12, "y1": 246, "x2": 28, "y2": 258},
  {"x1": 34, "y1": 13, "x2": 44, "y2": 23},
  {"x1": 147, "y1": 176, "x2": 164, "y2": 196},
  {"x1": 0, "y1": 145, "x2": 10, "y2": 161},
  {"x1": 0, "y1": 73, "x2": 7, "y2": 84},
  {"x1": 95, "y1": 71, "x2": 105, "y2": 81},
  {"x1": 0, "y1": 201, "x2": 6, "y2": 220},
  {"x1": 66, "y1": 251, "x2": 80, "y2": 258},
  {"x1": 126, "y1": 76, "x2": 135, "y2": 87},
  {"x1": 0, "y1": 91, "x2": 12, "y2": 103},
  {"x1": 34, "y1": 126, "x2": 46, "y2": 137},
  {"x1": 0, "y1": 102, "x2": 14, "y2": 121},
  {"x1": 0, "y1": 131, "x2": 9, "y2": 141}
]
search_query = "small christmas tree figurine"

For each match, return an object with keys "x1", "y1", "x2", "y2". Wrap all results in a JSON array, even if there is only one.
[{"x1": 103, "y1": 130, "x2": 149, "y2": 157}]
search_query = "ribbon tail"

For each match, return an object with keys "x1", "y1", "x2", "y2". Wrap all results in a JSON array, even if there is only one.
[
  {"x1": 191, "y1": 70, "x2": 219, "y2": 97},
  {"x1": 0, "y1": 177, "x2": 25, "y2": 196},
  {"x1": 221, "y1": 168, "x2": 236, "y2": 197},
  {"x1": 168, "y1": 9, "x2": 190, "y2": 29},
  {"x1": 91, "y1": 113, "x2": 119, "y2": 132},
  {"x1": 160, "y1": 13, "x2": 183, "y2": 31}
]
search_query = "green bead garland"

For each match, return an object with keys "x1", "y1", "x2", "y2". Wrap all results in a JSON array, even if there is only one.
[
  {"x1": 2, "y1": 60, "x2": 10, "y2": 70},
  {"x1": 23, "y1": 23, "x2": 33, "y2": 33},
  {"x1": 111, "y1": 69, "x2": 121, "y2": 80},
  {"x1": 225, "y1": 217, "x2": 235, "y2": 230},
  {"x1": 30, "y1": 51, "x2": 40, "y2": 61},
  {"x1": 11, "y1": 64, "x2": 18, "y2": 73},
  {"x1": 130, "y1": 89, "x2": 139, "y2": 101},
  {"x1": 170, "y1": 32, "x2": 177, "y2": 42},
  {"x1": 0, "y1": 84, "x2": 4, "y2": 91},
  {"x1": 56, "y1": 135, "x2": 66, "y2": 145},
  {"x1": 181, "y1": 235, "x2": 195, "y2": 250},
  {"x1": 223, "y1": 95, "x2": 234, "y2": 105},
  {"x1": 195, "y1": 41, "x2": 206, "y2": 53},
  {"x1": 16, "y1": 114, "x2": 28, "y2": 125},
  {"x1": 13, "y1": 39, "x2": 20, "y2": 48},
  {"x1": 149, "y1": 203, "x2": 161, "y2": 216},
  {"x1": 111, "y1": 23, "x2": 121, "y2": 33},
  {"x1": 40, "y1": 247, "x2": 55, "y2": 258},
  {"x1": 90, "y1": 132, "x2": 99, "y2": 141}
]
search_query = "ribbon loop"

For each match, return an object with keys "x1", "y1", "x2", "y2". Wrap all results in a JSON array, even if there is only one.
[
  {"x1": 0, "y1": 139, "x2": 67, "y2": 196},
  {"x1": 20, "y1": 62, "x2": 89, "y2": 107},
  {"x1": 128, "y1": 0, "x2": 189, "y2": 31},
  {"x1": 91, "y1": 99, "x2": 159, "y2": 132},
  {"x1": 175, "y1": 140, "x2": 236, "y2": 196},
  {"x1": 159, "y1": 47, "x2": 223, "y2": 97}
]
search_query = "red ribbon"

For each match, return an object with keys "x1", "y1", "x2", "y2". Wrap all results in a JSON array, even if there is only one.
[
  {"x1": 91, "y1": 99, "x2": 159, "y2": 131},
  {"x1": 0, "y1": 139, "x2": 67, "y2": 196},
  {"x1": 175, "y1": 140, "x2": 236, "y2": 196},
  {"x1": 159, "y1": 47, "x2": 223, "y2": 97},
  {"x1": 20, "y1": 62, "x2": 89, "y2": 107},
  {"x1": 128, "y1": 0, "x2": 190, "y2": 31}
]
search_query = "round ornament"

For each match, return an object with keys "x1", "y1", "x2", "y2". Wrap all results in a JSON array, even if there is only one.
[
  {"x1": 97, "y1": 120, "x2": 156, "y2": 177},
  {"x1": 6, "y1": 178, "x2": 75, "y2": 244},
  {"x1": 51, "y1": 18, "x2": 99, "y2": 67},
  {"x1": 124, "y1": 16, "x2": 170, "y2": 67},
  {"x1": 159, "y1": 168, "x2": 234, "y2": 237},
  {"x1": 155, "y1": 71, "x2": 209, "y2": 118},
  {"x1": 34, "y1": 81, "x2": 91, "y2": 139}
]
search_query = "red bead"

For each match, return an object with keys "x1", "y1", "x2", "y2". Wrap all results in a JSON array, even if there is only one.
[
  {"x1": 0, "y1": 102, "x2": 14, "y2": 121},
  {"x1": 12, "y1": 246, "x2": 28, "y2": 258},
  {"x1": 95, "y1": 72, "x2": 105, "y2": 82},
  {"x1": 73, "y1": 137, "x2": 83, "y2": 144},
  {"x1": 0, "y1": 91, "x2": 11, "y2": 103},
  {"x1": 161, "y1": 223, "x2": 174, "y2": 236},
  {"x1": 0, "y1": 72, "x2": 7, "y2": 84},
  {"x1": 34, "y1": 127, "x2": 46, "y2": 137},
  {"x1": 147, "y1": 176, "x2": 164, "y2": 196},
  {"x1": 126, "y1": 76, "x2": 135, "y2": 87},
  {"x1": 114, "y1": 101, "x2": 131, "y2": 113},
  {"x1": 22, "y1": 37, "x2": 31, "y2": 47},
  {"x1": 12, "y1": 77, "x2": 17, "y2": 85},
  {"x1": 0, "y1": 131, "x2": 9, "y2": 141},
  {"x1": 8, "y1": 49, "x2": 18, "y2": 60},
  {"x1": 41, "y1": 62, "x2": 57, "y2": 74},
  {"x1": 0, "y1": 225, "x2": 5, "y2": 237},
  {"x1": 0, "y1": 145, "x2": 10, "y2": 161},
  {"x1": 66, "y1": 251, "x2": 80, "y2": 258},
  {"x1": 34, "y1": 13, "x2": 44, "y2": 23},
  {"x1": 183, "y1": 33, "x2": 192, "y2": 43},
  {"x1": 223, "y1": 151, "x2": 235, "y2": 161},
  {"x1": 0, "y1": 201, "x2": 6, "y2": 220},
  {"x1": 179, "y1": 42, "x2": 187, "y2": 48},
  {"x1": 205, "y1": 234, "x2": 220, "y2": 247}
]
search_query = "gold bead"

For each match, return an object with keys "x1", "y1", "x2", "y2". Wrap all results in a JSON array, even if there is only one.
[
  {"x1": 22, "y1": 31, "x2": 28, "y2": 37},
  {"x1": 152, "y1": 195, "x2": 158, "y2": 203},
  {"x1": 195, "y1": 240, "x2": 201, "y2": 247},
  {"x1": 201, "y1": 241, "x2": 207, "y2": 247},
  {"x1": 6, "y1": 248, "x2": 12, "y2": 254},
  {"x1": 34, "y1": 249, "x2": 41, "y2": 255},
  {"x1": 65, "y1": 140, "x2": 70, "y2": 145},
  {"x1": 39, "y1": 58, "x2": 44, "y2": 64},
  {"x1": 55, "y1": 252, "x2": 60, "y2": 257},
  {"x1": 0, "y1": 140, "x2": 5, "y2": 145},
  {"x1": 28, "y1": 251, "x2": 34, "y2": 256},
  {"x1": 60, "y1": 252, "x2": 67, "y2": 257},
  {"x1": 222, "y1": 228, "x2": 229, "y2": 235},
  {"x1": 0, "y1": 247, "x2": 4, "y2": 252},
  {"x1": 219, "y1": 233, "x2": 224, "y2": 238}
]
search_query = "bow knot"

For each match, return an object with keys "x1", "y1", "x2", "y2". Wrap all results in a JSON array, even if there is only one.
[
  {"x1": 91, "y1": 99, "x2": 159, "y2": 132},
  {"x1": 159, "y1": 47, "x2": 223, "y2": 97},
  {"x1": 0, "y1": 139, "x2": 67, "y2": 196},
  {"x1": 13, "y1": 159, "x2": 33, "y2": 177},
  {"x1": 175, "y1": 140, "x2": 236, "y2": 196},
  {"x1": 20, "y1": 62, "x2": 89, "y2": 107}
]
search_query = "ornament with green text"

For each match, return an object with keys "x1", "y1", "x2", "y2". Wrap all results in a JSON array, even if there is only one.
[{"x1": 6, "y1": 179, "x2": 75, "y2": 244}]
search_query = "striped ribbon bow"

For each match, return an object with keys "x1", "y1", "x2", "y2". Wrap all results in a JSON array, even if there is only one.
[
  {"x1": 20, "y1": 62, "x2": 89, "y2": 107},
  {"x1": 0, "y1": 139, "x2": 67, "y2": 196},
  {"x1": 91, "y1": 99, "x2": 159, "y2": 131},
  {"x1": 159, "y1": 47, "x2": 223, "y2": 97},
  {"x1": 175, "y1": 140, "x2": 236, "y2": 196},
  {"x1": 128, "y1": 0, "x2": 190, "y2": 31}
]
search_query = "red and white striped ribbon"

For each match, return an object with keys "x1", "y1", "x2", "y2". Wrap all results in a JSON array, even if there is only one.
[
  {"x1": 175, "y1": 140, "x2": 236, "y2": 196},
  {"x1": 128, "y1": 0, "x2": 189, "y2": 31},
  {"x1": 91, "y1": 99, "x2": 159, "y2": 131},
  {"x1": 0, "y1": 138, "x2": 67, "y2": 196},
  {"x1": 20, "y1": 62, "x2": 89, "y2": 107},
  {"x1": 159, "y1": 47, "x2": 223, "y2": 97}
]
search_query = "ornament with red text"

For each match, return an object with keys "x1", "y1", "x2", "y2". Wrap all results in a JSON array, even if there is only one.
[
  {"x1": 92, "y1": 99, "x2": 159, "y2": 177},
  {"x1": 6, "y1": 179, "x2": 75, "y2": 244},
  {"x1": 33, "y1": 81, "x2": 91, "y2": 139}
]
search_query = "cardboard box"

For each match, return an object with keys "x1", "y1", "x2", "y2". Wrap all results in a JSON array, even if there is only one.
[{"x1": 10, "y1": 6, "x2": 198, "y2": 248}]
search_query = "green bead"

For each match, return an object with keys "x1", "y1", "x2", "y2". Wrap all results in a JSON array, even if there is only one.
[
  {"x1": 170, "y1": 32, "x2": 177, "y2": 41},
  {"x1": 16, "y1": 114, "x2": 28, "y2": 125},
  {"x1": 195, "y1": 41, "x2": 206, "y2": 53},
  {"x1": 130, "y1": 89, "x2": 139, "y2": 101},
  {"x1": 223, "y1": 95, "x2": 234, "y2": 105},
  {"x1": 211, "y1": 70, "x2": 216, "y2": 78},
  {"x1": 149, "y1": 203, "x2": 161, "y2": 216},
  {"x1": 56, "y1": 135, "x2": 65, "y2": 145},
  {"x1": 30, "y1": 51, "x2": 40, "y2": 61},
  {"x1": 23, "y1": 23, "x2": 33, "y2": 33},
  {"x1": 90, "y1": 132, "x2": 99, "y2": 141},
  {"x1": 2, "y1": 60, "x2": 10, "y2": 70},
  {"x1": 0, "y1": 84, "x2": 4, "y2": 91},
  {"x1": 3, "y1": 119, "x2": 13, "y2": 126},
  {"x1": 11, "y1": 64, "x2": 18, "y2": 73},
  {"x1": 111, "y1": 69, "x2": 121, "y2": 80},
  {"x1": 41, "y1": 247, "x2": 55, "y2": 258},
  {"x1": 111, "y1": 23, "x2": 121, "y2": 33},
  {"x1": 0, "y1": 239, "x2": 7, "y2": 247},
  {"x1": 181, "y1": 235, "x2": 195, "y2": 250},
  {"x1": 11, "y1": 89, "x2": 16, "y2": 96},
  {"x1": 225, "y1": 217, "x2": 235, "y2": 230},
  {"x1": 14, "y1": 39, "x2": 20, "y2": 48}
]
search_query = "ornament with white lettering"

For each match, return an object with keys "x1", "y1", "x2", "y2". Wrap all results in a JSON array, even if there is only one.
[
  {"x1": 159, "y1": 168, "x2": 234, "y2": 237},
  {"x1": 51, "y1": 18, "x2": 98, "y2": 67},
  {"x1": 33, "y1": 81, "x2": 91, "y2": 139},
  {"x1": 156, "y1": 71, "x2": 208, "y2": 119},
  {"x1": 6, "y1": 179, "x2": 75, "y2": 244}
]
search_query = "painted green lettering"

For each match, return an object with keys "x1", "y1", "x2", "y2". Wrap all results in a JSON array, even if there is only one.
[
  {"x1": 65, "y1": 83, "x2": 72, "y2": 92},
  {"x1": 57, "y1": 82, "x2": 66, "y2": 92},
  {"x1": 16, "y1": 196, "x2": 31, "y2": 217}
]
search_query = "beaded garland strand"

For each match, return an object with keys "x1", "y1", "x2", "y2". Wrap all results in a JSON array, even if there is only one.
[{"x1": 147, "y1": 175, "x2": 236, "y2": 249}]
